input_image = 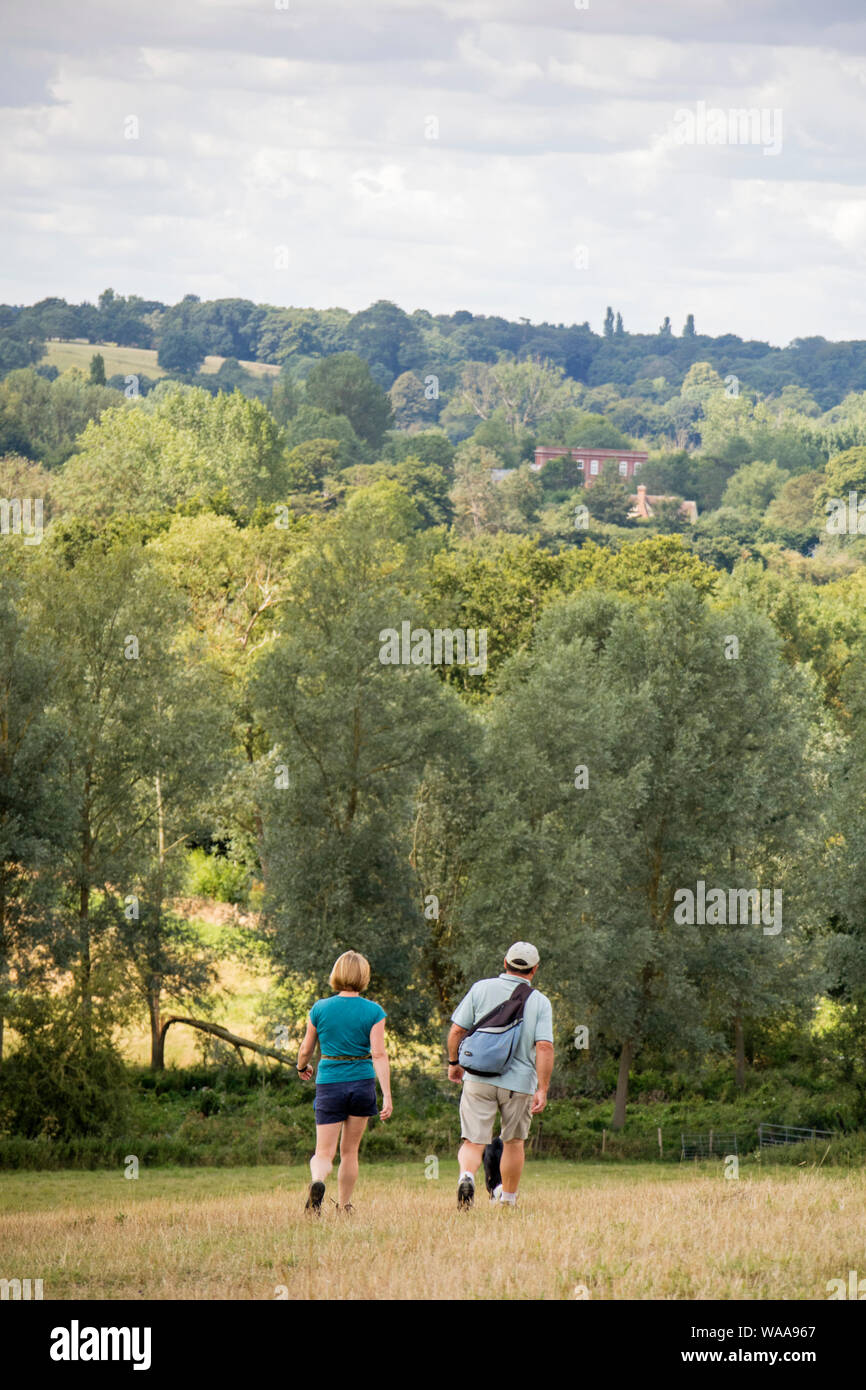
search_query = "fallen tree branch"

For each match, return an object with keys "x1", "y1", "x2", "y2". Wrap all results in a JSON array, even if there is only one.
[{"x1": 158, "y1": 1016, "x2": 296, "y2": 1068}]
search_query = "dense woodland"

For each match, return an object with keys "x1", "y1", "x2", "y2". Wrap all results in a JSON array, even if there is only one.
[{"x1": 4, "y1": 290, "x2": 866, "y2": 1156}]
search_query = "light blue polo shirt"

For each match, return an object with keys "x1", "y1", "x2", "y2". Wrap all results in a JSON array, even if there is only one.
[{"x1": 451, "y1": 972, "x2": 554, "y2": 1095}]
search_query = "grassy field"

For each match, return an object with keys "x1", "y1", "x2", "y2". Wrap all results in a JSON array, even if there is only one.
[
  {"x1": 1, "y1": 1161, "x2": 862, "y2": 1300},
  {"x1": 39, "y1": 340, "x2": 280, "y2": 380}
]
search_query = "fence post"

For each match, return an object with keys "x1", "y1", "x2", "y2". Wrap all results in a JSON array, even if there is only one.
[
  {"x1": 709, "y1": 1128, "x2": 713, "y2": 1156},
  {"x1": 602, "y1": 1128, "x2": 606, "y2": 1155},
  {"x1": 657, "y1": 1126, "x2": 663, "y2": 1158}
]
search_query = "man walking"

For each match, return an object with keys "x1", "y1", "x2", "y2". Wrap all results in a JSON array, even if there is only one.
[{"x1": 447, "y1": 942, "x2": 554, "y2": 1208}]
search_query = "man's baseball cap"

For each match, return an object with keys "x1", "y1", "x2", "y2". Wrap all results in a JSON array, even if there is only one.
[{"x1": 505, "y1": 941, "x2": 539, "y2": 970}]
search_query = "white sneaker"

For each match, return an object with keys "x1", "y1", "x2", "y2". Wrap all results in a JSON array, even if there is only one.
[{"x1": 491, "y1": 1183, "x2": 503, "y2": 1203}]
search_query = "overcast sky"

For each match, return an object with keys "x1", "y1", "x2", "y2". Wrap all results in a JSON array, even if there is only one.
[{"x1": 2, "y1": 0, "x2": 866, "y2": 344}]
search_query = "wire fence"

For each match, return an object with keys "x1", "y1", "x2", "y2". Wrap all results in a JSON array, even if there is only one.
[
  {"x1": 678, "y1": 1122, "x2": 837, "y2": 1159},
  {"x1": 680, "y1": 1131, "x2": 739, "y2": 1159},
  {"x1": 757, "y1": 1122, "x2": 834, "y2": 1148}
]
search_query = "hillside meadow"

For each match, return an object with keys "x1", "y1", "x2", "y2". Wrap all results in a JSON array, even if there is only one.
[{"x1": 39, "y1": 338, "x2": 280, "y2": 380}]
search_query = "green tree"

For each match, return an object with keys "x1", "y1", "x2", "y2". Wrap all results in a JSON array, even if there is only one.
[
  {"x1": 445, "y1": 359, "x2": 579, "y2": 440},
  {"x1": 389, "y1": 371, "x2": 435, "y2": 430},
  {"x1": 814, "y1": 447, "x2": 866, "y2": 533},
  {"x1": 0, "y1": 574, "x2": 73, "y2": 1059},
  {"x1": 88, "y1": 353, "x2": 106, "y2": 386},
  {"x1": 681, "y1": 362, "x2": 724, "y2": 403},
  {"x1": 269, "y1": 369, "x2": 300, "y2": 427},
  {"x1": 459, "y1": 585, "x2": 815, "y2": 1124},
  {"x1": 56, "y1": 386, "x2": 290, "y2": 518},
  {"x1": 822, "y1": 657, "x2": 866, "y2": 1059},
  {"x1": 117, "y1": 647, "x2": 229, "y2": 1068},
  {"x1": 157, "y1": 327, "x2": 206, "y2": 374},
  {"x1": 346, "y1": 299, "x2": 422, "y2": 380},
  {"x1": 764, "y1": 471, "x2": 823, "y2": 536},
  {"x1": 34, "y1": 546, "x2": 190, "y2": 1051},
  {"x1": 286, "y1": 438, "x2": 342, "y2": 492},
  {"x1": 392, "y1": 456, "x2": 453, "y2": 529},
  {"x1": 722, "y1": 460, "x2": 788, "y2": 515},
  {"x1": 583, "y1": 463, "x2": 633, "y2": 525},
  {"x1": 449, "y1": 443, "x2": 505, "y2": 537},
  {"x1": 0, "y1": 368, "x2": 117, "y2": 468},
  {"x1": 54, "y1": 406, "x2": 208, "y2": 517},
  {"x1": 251, "y1": 484, "x2": 468, "y2": 1028},
  {"x1": 305, "y1": 352, "x2": 393, "y2": 449}
]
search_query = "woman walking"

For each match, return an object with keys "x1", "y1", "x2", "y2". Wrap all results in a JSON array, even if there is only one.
[{"x1": 296, "y1": 950, "x2": 392, "y2": 1214}]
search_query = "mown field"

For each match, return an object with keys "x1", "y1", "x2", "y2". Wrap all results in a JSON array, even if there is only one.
[
  {"x1": 39, "y1": 340, "x2": 280, "y2": 380},
  {"x1": 0, "y1": 1162, "x2": 862, "y2": 1300}
]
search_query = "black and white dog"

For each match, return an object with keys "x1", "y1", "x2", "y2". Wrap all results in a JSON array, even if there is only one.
[{"x1": 482, "y1": 1136, "x2": 503, "y2": 1200}]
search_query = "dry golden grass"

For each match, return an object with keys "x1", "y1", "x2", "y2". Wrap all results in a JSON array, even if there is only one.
[
  {"x1": 40, "y1": 341, "x2": 279, "y2": 381},
  {"x1": 1, "y1": 1162, "x2": 863, "y2": 1301}
]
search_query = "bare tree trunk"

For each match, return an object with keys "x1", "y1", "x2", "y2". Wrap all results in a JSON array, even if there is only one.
[
  {"x1": 157, "y1": 1015, "x2": 296, "y2": 1067},
  {"x1": 0, "y1": 886, "x2": 7, "y2": 1064},
  {"x1": 79, "y1": 777, "x2": 93, "y2": 1055},
  {"x1": 734, "y1": 1014, "x2": 746, "y2": 1091},
  {"x1": 148, "y1": 773, "x2": 166, "y2": 1071},
  {"x1": 79, "y1": 879, "x2": 92, "y2": 1055},
  {"x1": 612, "y1": 1039, "x2": 633, "y2": 1130},
  {"x1": 149, "y1": 991, "x2": 163, "y2": 1070}
]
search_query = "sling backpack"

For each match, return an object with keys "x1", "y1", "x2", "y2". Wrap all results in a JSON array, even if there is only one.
[{"x1": 457, "y1": 980, "x2": 535, "y2": 1078}]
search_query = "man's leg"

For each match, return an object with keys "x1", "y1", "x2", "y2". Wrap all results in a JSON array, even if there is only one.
[
  {"x1": 457, "y1": 1081, "x2": 497, "y2": 1207},
  {"x1": 457, "y1": 1140, "x2": 485, "y2": 1179},
  {"x1": 495, "y1": 1089, "x2": 532, "y2": 1204},
  {"x1": 499, "y1": 1138, "x2": 525, "y2": 1199}
]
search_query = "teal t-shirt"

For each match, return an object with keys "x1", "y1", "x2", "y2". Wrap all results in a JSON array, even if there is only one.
[{"x1": 310, "y1": 995, "x2": 386, "y2": 1083}]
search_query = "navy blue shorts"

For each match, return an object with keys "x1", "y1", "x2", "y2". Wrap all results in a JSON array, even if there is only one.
[{"x1": 314, "y1": 1078, "x2": 378, "y2": 1125}]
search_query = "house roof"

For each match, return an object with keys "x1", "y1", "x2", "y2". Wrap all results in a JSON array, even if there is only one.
[{"x1": 629, "y1": 485, "x2": 698, "y2": 523}]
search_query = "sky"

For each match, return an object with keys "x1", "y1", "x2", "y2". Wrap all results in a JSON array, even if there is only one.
[{"x1": 2, "y1": 0, "x2": 866, "y2": 345}]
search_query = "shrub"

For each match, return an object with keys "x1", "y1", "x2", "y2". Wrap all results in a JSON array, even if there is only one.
[
  {"x1": 184, "y1": 846, "x2": 250, "y2": 903},
  {"x1": 0, "y1": 1001, "x2": 128, "y2": 1141}
]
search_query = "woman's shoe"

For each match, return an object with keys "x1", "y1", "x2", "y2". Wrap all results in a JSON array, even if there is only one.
[{"x1": 305, "y1": 1180, "x2": 326, "y2": 1214}]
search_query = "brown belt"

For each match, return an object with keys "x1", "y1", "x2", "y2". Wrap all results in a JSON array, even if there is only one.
[{"x1": 321, "y1": 1054, "x2": 371, "y2": 1061}]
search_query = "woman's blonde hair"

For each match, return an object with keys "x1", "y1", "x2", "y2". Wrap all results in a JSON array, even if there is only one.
[{"x1": 329, "y1": 950, "x2": 371, "y2": 993}]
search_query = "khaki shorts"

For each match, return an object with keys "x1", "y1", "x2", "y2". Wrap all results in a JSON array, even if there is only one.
[{"x1": 459, "y1": 1078, "x2": 533, "y2": 1144}]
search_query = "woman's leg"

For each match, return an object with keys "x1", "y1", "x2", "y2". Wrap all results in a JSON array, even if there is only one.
[
  {"x1": 311, "y1": 1122, "x2": 341, "y2": 1185},
  {"x1": 337, "y1": 1115, "x2": 369, "y2": 1206}
]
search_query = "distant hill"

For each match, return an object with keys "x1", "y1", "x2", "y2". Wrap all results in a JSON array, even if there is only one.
[{"x1": 4, "y1": 292, "x2": 866, "y2": 409}]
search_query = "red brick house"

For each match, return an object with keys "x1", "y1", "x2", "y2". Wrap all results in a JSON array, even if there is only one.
[{"x1": 532, "y1": 445, "x2": 648, "y2": 487}]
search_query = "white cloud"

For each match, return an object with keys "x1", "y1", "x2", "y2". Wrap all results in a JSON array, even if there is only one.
[{"x1": 2, "y1": 0, "x2": 866, "y2": 342}]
